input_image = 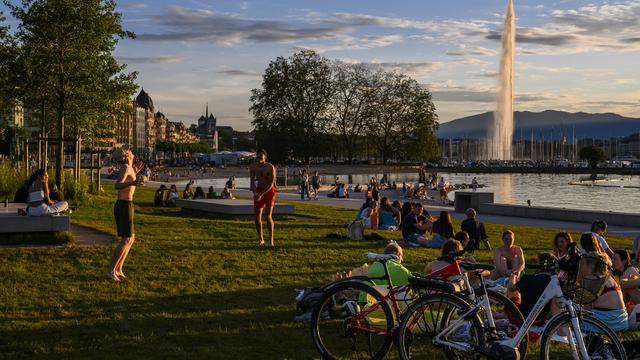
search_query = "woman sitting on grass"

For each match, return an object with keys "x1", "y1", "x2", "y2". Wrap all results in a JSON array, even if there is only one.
[
  {"x1": 432, "y1": 211, "x2": 455, "y2": 246},
  {"x1": 552, "y1": 232, "x2": 574, "y2": 260},
  {"x1": 378, "y1": 197, "x2": 401, "y2": 231},
  {"x1": 193, "y1": 186, "x2": 206, "y2": 199},
  {"x1": 580, "y1": 251, "x2": 628, "y2": 332},
  {"x1": 491, "y1": 230, "x2": 525, "y2": 280},
  {"x1": 424, "y1": 239, "x2": 463, "y2": 274},
  {"x1": 167, "y1": 184, "x2": 179, "y2": 205},
  {"x1": 183, "y1": 183, "x2": 194, "y2": 199},
  {"x1": 580, "y1": 232, "x2": 612, "y2": 265},
  {"x1": 154, "y1": 185, "x2": 167, "y2": 206},
  {"x1": 612, "y1": 249, "x2": 640, "y2": 306}
]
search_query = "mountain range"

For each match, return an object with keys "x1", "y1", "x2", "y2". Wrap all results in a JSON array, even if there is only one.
[{"x1": 437, "y1": 110, "x2": 640, "y2": 140}]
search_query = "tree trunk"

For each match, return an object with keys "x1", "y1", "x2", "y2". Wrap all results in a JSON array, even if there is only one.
[{"x1": 55, "y1": 108, "x2": 64, "y2": 189}]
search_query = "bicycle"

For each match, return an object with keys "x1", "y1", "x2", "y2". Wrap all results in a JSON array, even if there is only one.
[
  {"x1": 396, "y1": 257, "x2": 627, "y2": 360},
  {"x1": 427, "y1": 249, "x2": 528, "y2": 358},
  {"x1": 310, "y1": 253, "x2": 454, "y2": 360}
]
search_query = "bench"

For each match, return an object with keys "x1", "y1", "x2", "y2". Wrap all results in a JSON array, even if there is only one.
[
  {"x1": 0, "y1": 214, "x2": 71, "y2": 233},
  {"x1": 176, "y1": 199, "x2": 295, "y2": 216}
]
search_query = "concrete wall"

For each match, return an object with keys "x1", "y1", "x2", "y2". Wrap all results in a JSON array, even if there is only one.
[{"x1": 479, "y1": 203, "x2": 640, "y2": 227}]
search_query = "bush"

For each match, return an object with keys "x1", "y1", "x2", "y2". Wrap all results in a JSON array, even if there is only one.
[
  {"x1": 63, "y1": 173, "x2": 89, "y2": 208},
  {"x1": 0, "y1": 162, "x2": 26, "y2": 200}
]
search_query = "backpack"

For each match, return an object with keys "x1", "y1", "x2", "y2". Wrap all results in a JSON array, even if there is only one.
[
  {"x1": 295, "y1": 286, "x2": 327, "y2": 315},
  {"x1": 347, "y1": 220, "x2": 364, "y2": 241}
]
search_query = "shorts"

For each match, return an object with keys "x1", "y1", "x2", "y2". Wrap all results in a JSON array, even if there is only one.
[
  {"x1": 114, "y1": 200, "x2": 134, "y2": 237},
  {"x1": 254, "y1": 187, "x2": 276, "y2": 209},
  {"x1": 439, "y1": 189, "x2": 447, "y2": 197}
]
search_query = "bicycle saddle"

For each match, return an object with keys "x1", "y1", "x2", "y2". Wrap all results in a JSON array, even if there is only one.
[
  {"x1": 408, "y1": 276, "x2": 456, "y2": 292},
  {"x1": 367, "y1": 253, "x2": 399, "y2": 261},
  {"x1": 459, "y1": 262, "x2": 495, "y2": 271}
]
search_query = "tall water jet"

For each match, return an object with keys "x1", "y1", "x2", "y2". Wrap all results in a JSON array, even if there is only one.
[{"x1": 488, "y1": 0, "x2": 515, "y2": 160}]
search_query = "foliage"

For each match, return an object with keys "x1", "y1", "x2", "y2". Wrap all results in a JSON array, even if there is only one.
[
  {"x1": 0, "y1": 162, "x2": 25, "y2": 199},
  {"x1": 330, "y1": 61, "x2": 379, "y2": 163},
  {"x1": 0, "y1": 10, "x2": 16, "y2": 110},
  {"x1": 6, "y1": 0, "x2": 138, "y2": 188},
  {"x1": 155, "y1": 140, "x2": 211, "y2": 158},
  {"x1": 62, "y1": 172, "x2": 89, "y2": 207},
  {"x1": 251, "y1": 51, "x2": 440, "y2": 164},
  {"x1": 0, "y1": 186, "x2": 635, "y2": 358},
  {"x1": 579, "y1": 145, "x2": 607, "y2": 170},
  {"x1": 251, "y1": 50, "x2": 334, "y2": 163},
  {"x1": 367, "y1": 71, "x2": 439, "y2": 164}
]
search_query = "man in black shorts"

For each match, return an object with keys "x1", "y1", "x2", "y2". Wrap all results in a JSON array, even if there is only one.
[{"x1": 106, "y1": 147, "x2": 144, "y2": 281}]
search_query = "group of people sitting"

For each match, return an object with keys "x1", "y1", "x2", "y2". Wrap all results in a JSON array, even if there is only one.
[
  {"x1": 154, "y1": 182, "x2": 233, "y2": 206},
  {"x1": 356, "y1": 219, "x2": 640, "y2": 334}
]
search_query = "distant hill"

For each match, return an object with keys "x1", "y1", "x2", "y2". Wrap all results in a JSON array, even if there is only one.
[{"x1": 437, "y1": 110, "x2": 640, "y2": 140}]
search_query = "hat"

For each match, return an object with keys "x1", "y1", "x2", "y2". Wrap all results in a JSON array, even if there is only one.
[{"x1": 112, "y1": 145, "x2": 130, "y2": 163}]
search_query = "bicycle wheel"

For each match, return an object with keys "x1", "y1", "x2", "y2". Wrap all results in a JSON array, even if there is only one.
[
  {"x1": 396, "y1": 292, "x2": 484, "y2": 360},
  {"x1": 310, "y1": 280, "x2": 395, "y2": 360},
  {"x1": 539, "y1": 312, "x2": 627, "y2": 360},
  {"x1": 481, "y1": 289, "x2": 528, "y2": 358}
]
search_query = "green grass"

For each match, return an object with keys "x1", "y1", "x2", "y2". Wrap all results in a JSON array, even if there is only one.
[{"x1": 0, "y1": 187, "x2": 637, "y2": 359}]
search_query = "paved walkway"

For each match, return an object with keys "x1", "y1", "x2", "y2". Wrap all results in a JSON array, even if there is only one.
[{"x1": 233, "y1": 189, "x2": 640, "y2": 236}]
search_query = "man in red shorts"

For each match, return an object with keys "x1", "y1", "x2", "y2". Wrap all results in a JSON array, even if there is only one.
[{"x1": 250, "y1": 149, "x2": 277, "y2": 246}]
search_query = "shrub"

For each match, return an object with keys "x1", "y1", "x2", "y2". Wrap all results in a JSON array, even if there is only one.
[
  {"x1": 62, "y1": 173, "x2": 89, "y2": 208},
  {"x1": 0, "y1": 163, "x2": 26, "y2": 200}
]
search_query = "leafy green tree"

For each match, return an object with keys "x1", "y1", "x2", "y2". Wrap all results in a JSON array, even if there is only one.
[
  {"x1": 0, "y1": 11, "x2": 14, "y2": 110},
  {"x1": 330, "y1": 61, "x2": 378, "y2": 163},
  {"x1": 250, "y1": 50, "x2": 334, "y2": 162},
  {"x1": 6, "y1": 0, "x2": 138, "y2": 188},
  {"x1": 579, "y1": 145, "x2": 607, "y2": 170},
  {"x1": 367, "y1": 72, "x2": 438, "y2": 164}
]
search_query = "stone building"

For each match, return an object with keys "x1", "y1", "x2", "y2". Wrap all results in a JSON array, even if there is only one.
[
  {"x1": 194, "y1": 103, "x2": 218, "y2": 152},
  {"x1": 133, "y1": 88, "x2": 156, "y2": 161}
]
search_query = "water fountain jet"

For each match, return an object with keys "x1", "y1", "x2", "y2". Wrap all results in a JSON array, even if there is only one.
[{"x1": 487, "y1": 0, "x2": 515, "y2": 160}]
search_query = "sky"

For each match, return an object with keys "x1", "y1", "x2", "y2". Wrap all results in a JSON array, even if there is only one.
[{"x1": 3, "y1": 0, "x2": 640, "y2": 130}]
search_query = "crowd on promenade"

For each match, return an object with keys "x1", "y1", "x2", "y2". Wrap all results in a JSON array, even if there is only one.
[
  {"x1": 152, "y1": 177, "x2": 237, "y2": 206},
  {"x1": 334, "y1": 214, "x2": 640, "y2": 334}
]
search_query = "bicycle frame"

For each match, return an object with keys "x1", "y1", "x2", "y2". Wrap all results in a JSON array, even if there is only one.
[
  {"x1": 494, "y1": 274, "x2": 590, "y2": 358},
  {"x1": 432, "y1": 273, "x2": 590, "y2": 357},
  {"x1": 346, "y1": 283, "x2": 412, "y2": 337}
]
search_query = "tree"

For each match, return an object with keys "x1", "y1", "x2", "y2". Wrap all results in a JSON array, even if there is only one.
[
  {"x1": 579, "y1": 145, "x2": 607, "y2": 170},
  {"x1": 367, "y1": 72, "x2": 438, "y2": 164},
  {"x1": 6, "y1": 0, "x2": 138, "y2": 188},
  {"x1": 250, "y1": 50, "x2": 334, "y2": 162},
  {"x1": 0, "y1": 11, "x2": 14, "y2": 110},
  {"x1": 329, "y1": 61, "x2": 378, "y2": 163}
]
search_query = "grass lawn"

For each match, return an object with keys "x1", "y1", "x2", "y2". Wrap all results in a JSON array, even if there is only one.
[{"x1": 1, "y1": 186, "x2": 638, "y2": 359}]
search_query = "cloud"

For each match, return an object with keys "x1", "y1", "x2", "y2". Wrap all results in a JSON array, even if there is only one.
[
  {"x1": 124, "y1": 3, "x2": 147, "y2": 10},
  {"x1": 218, "y1": 69, "x2": 260, "y2": 76},
  {"x1": 116, "y1": 56, "x2": 183, "y2": 64},
  {"x1": 484, "y1": 1, "x2": 640, "y2": 54},
  {"x1": 446, "y1": 45, "x2": 495, "y2": 57},
  {"x1": 427, "y1": 83, "x2": 563, "y2": 103},
  {"x1": 367, "y1": 61, "x2": 444, "y2": 76},
  {"x1": 136, "y1": 7, "x2": 352, "y2": 45}
]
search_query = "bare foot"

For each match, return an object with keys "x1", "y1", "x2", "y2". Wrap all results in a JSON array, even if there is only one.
[
  {"x1": 116, "y1": 272, "x2": 126, "y2": 279},
  {"x1": 259, "y1": 239, "x2": 265, "y2": 246},
  {"x1": 105, "y1": 272, "x2": 121, "y2": 282},
  {"x1": 270, "y1": 239, "x2": 275, "y2": 247}
]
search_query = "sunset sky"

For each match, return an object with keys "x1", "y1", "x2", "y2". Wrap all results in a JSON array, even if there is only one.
[{"x1": 4, "y1": 0, "x2": 640, "y2": 130}]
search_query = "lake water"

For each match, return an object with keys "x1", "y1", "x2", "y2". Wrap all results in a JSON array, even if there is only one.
[{"x1": 185, "y1": 172, "x2": 640, "y2": 213}]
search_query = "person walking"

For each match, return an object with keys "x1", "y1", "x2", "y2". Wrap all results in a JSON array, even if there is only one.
[
  {"x1": 106, "y1": 147, "x2": 144, "y2": 281},
  {"x1": 250, "y1": 149, "x2": 277, "y2": 246},
  {"x1": 300, "y1": 169, "x2": 310, "y2": 200},
  {"x1": 311, "y1": 170, "x2": 321, "y2": 200}
]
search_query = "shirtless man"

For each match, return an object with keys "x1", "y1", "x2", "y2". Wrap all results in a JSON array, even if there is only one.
[
  {"x1": 249, "y1": 149, "x2": 276, "y2": 246},
  {"x1": 106, "y1": 147, "x2": 144, "y2": 281}
]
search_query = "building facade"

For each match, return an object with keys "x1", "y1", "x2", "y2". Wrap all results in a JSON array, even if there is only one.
[{"x1": 195, "y1": 104, "x2": 218, "y2": 152}]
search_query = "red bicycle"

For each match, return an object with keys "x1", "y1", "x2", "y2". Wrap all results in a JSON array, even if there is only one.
[{"x1": 310, "y1": 253, "x2": 453, "y2": 360}]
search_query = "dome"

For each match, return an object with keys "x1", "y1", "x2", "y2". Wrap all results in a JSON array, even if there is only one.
[{"x1": 135, "y1": 88, "x2": 154, "y2": 112}]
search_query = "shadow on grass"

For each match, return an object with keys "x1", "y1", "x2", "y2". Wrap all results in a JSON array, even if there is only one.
[{"x1": 0, "y1": 286, "x2": 318, "y2": 359}]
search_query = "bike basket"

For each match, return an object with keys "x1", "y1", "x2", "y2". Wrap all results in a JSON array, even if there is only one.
[{"x1": 560, "y1": 252, "x2": 610, "y2": 305}]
